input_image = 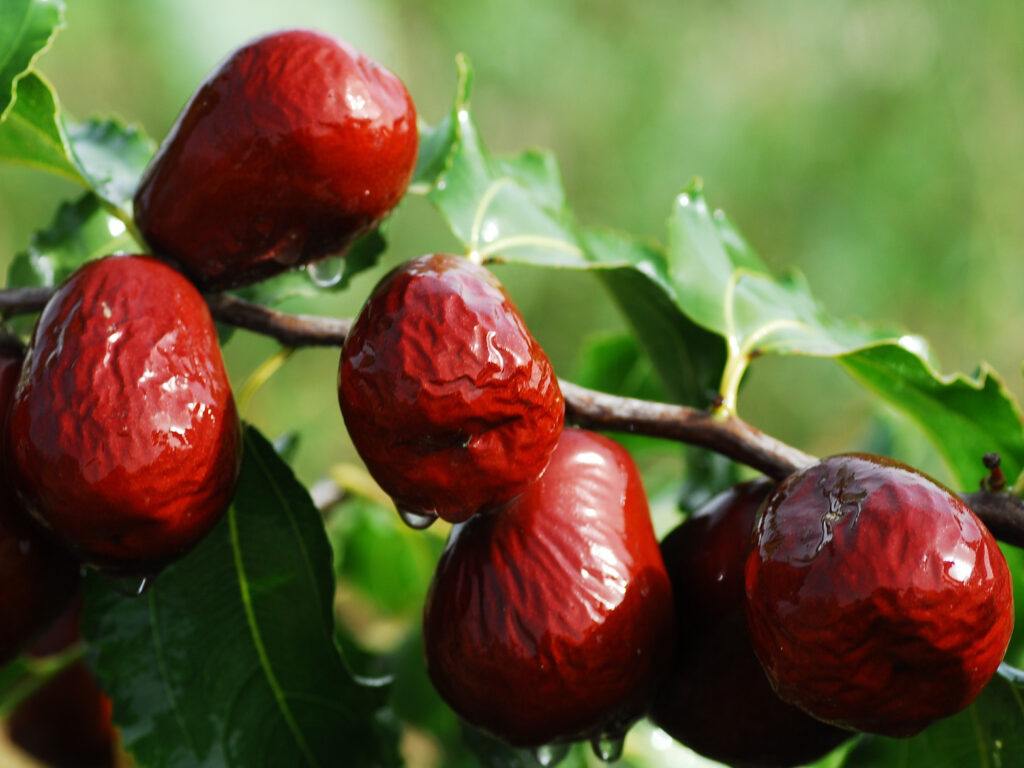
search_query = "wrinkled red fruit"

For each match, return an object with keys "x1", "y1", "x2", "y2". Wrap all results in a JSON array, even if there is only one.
[
  {"x1": 423, "y1": 429, "x2": 673, "y2": 747},
  {"x1": 134, "y1": 28, "x2": 417, "y2": 289},
  {"x1": 339, "y1": 254, "x2": 564, "y2": 524},
  {"x1": 745, "y1": 453, "x2": 1014, "y2": 737},
  {"x1": 0, "y1": 347, "x2": 80, "y2": 667},
  {"x1": 650, "y1": 480, "x2": 848, "y2": 768},
  {"x1": 8, "y1": 255, "x2": 242, "y2": 574},
  {"x1": 6, "y1": 595, "x2": 116, "y2": 768}
]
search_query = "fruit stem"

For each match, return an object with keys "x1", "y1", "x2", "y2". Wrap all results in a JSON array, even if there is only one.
[{"x1": 0, "y1": 643, "x2": 86, "y2": 718}]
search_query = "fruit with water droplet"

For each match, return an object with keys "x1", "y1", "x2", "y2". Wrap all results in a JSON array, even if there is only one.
[
  {"x1": 650, "y1": 479, "x2": 848, "y2": 767},
  {"x1": 339, "y1": 254, "x2": 564, "y2": 523},
  {"x1": 8, "y1": 255, "x2": 242, "y2": 574},
  {"x1": 134, "y1": 29, "x2": 417, "y2": 289},
  {"x1": 6, "y1": 594, "x2": 116, "y2": 768},
  {"x1": 745, "y1": 453, "x2": 1014, "y2": 737},
  {"x1": 0, "y1": 345, "x2": 80, "y2": 666},
  {"x1": 423, "y1": 429, "x2": 673, "y2": 746}
]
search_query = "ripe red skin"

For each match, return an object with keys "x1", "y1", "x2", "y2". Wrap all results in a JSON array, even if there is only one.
[
  {"x1": 134, "y1": 28, "x2": 417, "y2": 290},
  {"x1": 422, "y1": 429, "x2": 674, "y2": 747},
  {"x1": 0, "y1": 350, "x2": 81, "y2": 667},
  {"x1": 8, "y1": 255, "x2": 242, "y2": 574},
  {"x1": 6, "y1": 595, "x2": 116, "y2": 768},
  {"x1": 745, "y1": 453, "x2": 1014, "y2": 737},
  {"x1": 650, "y1": 480, "x2": 848, "y2": 768},
  {"x1": 339, "y1": 254, "x2": 564, "y2": 523}
]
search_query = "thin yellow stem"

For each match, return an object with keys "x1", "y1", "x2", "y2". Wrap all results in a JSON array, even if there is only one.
[{"x1": 236, "y1": 347, "x2": 295, "y2": 416}]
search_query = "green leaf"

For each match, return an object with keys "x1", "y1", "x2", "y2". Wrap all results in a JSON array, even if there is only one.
[
  {"x1": 0, "y1": 70, "x2": 79, "y2": 181},
  {"x1": 841, "y1": 348, "x2": 1024, "y2": 491},
  {"x1": 65, "y1": 117, "x2": 155, "y2": 207},
  {"x1": 83, "y1": 426, "x2": 400, "y2": 768},
  {"x1": 0, "y1": 0, "x2": 64, "y2": 120},
  {"x1": 327, "y1": 495, "x2": 444, "y2": 617},
  {"x1": 841, "y1": 666, "x2": 1024, "y2": 768},
  {"x1": 7, "y1": 192, "x2": 138, "y2": 290},
  {"x1": 0, "y1": 70, "x2": 153, "y2": 212},
  {"x1": 419, "y1": 57, "x2": 724, "y2": 406}
]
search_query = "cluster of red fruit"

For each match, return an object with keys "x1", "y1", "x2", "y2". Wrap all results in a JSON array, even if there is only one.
[{"x1": 0, "y1": 25, "x2": 1015, "y2": 768}]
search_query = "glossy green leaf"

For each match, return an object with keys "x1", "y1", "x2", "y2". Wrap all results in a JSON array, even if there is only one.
[
  {"x1": 65, "y1": 117, "x2": 155, "y2": 207},
  {"x1": 83, "y1": 427, "x2": 400, "y2": 768},
  {"x1": 841, "y1": 667, "x2": 1024, "y2": 768},
  {"x1": 419, "y1": 57, "x2": 724, "y2": 406},
  {"x1": 0, "y1": 0, "x2": 63, "y2": 120},
  {"x1": 7, "y1": 192, "x2": 138, "y2": 289}
]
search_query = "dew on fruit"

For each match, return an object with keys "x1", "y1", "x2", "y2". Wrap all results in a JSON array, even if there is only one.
[
  {"x1": 590, "y1": 732, "x2": 625, "y2": 763},
  {"x1": 105, "y1": 574, "x2": 151, "y2": 598},
  {"x1": 397, "y1": 507, "x2": 438, "y2": 530},
  {"x1": 533, "y1": 743, "x2": 569, "y2": 766},
  {"x1": 306, "y1": 257, "x2": 344, "y2": 288}
]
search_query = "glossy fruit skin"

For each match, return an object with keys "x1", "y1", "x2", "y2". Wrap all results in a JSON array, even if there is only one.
[
  {"x1": 134, "y1": 28, "x2": 417, "y2": 290},
  {"x1": 745, "y1": 453, "x2": 1014, "y2": 737},
  {"x1": 6, "y1": 594, "x2": 116, "y2": 768},
  {"x1": 650, "y1": 480, "x2": 848, "y2": 768},
  {"x1": 339, "y1": 253, "x2": 564, "y2": 523},
  {"x1": 423, "y1": 429, "x2": 673, "y2": 747},
  {"x1": 8, "y1": 255, "x2": 242, "y2": 573},
  {"x1": 0, "y1": 348, "x2": 81, "y2": 667}
]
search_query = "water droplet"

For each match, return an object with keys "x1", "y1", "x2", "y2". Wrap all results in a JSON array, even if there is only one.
[
  {"x1": 533, "y1": 743, "x2": 569, "y2": 767},
  {"x1": 590, "y1": 732, "x2": 625, "y2": 763},
  {"x1": 306, "y1": 257, "x2": 343, "y2": 288},
  {"x1": 105, "y1": 574, "x2": 151, "y2": 598},
  {"x1": 397, "y1": 508, "x2": 438, "y2": 530}
]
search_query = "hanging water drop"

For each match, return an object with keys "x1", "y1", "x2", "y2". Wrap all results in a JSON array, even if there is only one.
[
  {"x1": 307, "y1": 256, "x2": 344, "y2": 288},
  {"x1": 533, "y1": 743, "x2": 569, "y2": 767},
  {"x1": 105, "y1": 573, "x2": 151, "y2": 598},
  {"x1": 590, "y1": 732, "x2": 625, "y2": 763},
  {"x1": 397, "y1": 507, "x2": 438, "y2": 530}
]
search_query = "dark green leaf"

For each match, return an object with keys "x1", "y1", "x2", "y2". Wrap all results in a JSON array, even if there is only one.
[
  {"x1": 83, "y1": 426, "x2": 400, "y2": 768},
  {"x1": 841, "y1": 667, "x2": 1024, "y2": 768},
  {"x1": 0, "y1": 0, "x2": 64, "y2": 120}
]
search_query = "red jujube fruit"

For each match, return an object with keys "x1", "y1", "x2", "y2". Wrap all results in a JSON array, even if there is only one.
[
  {"x1": 745, "y1": 453, "x2": 1014, "y2": 737},
  {"x1": 8, "y1": 255, "x2": 242, "y2": 574},
  {"x1": 0, "y1": 345, "x2": 80, "y2": 667},
  {"x1": 650, "y1": 480, "x2": 848, "y2": 768},
  {"x1": 423, "y1": 429, "x2": 673, "y2": 747},
  {"x1": 6, "y1": 594, "x2": 116, "y2": 768},
  {"x1": 134, "y1": 28, "x2": 417, "y2": 289},
  {"x1": 338, "y1": 254, "x2": 564, "y2": 524}
]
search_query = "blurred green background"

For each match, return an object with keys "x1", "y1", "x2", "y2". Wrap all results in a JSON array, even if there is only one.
[{"x1": 3, "y1": 0, "x2": 1023, "y2": 487}]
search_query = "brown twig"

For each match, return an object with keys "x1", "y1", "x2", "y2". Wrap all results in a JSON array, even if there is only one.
[{"x1": 5, "y1": 286, "x2": 1024, "y2": 546}]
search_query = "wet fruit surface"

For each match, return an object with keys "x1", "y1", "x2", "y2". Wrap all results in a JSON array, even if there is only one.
[
  {"x1": 650, "y1": 479, "x2": 848, "y2": 768},
  {"x1": 745, "y1": 453, "x2": 1014, "y2": 737},
  {"x1": 423, "y1": 429, "x2": 673, "y2": 747},
  {"x1": 338, "y1": 253, "x2": 564, "y2": 523},
  {"x1": 6, "y1": 594, "x2": 116, "y2": 768},
  {"x1": 8, "y1": 255, "x2": 242, "y2": 573},
  {"x1": 134, "y1": 28, "x2": 417, "y2": 289},
  {"x1": 0, "y1": 347, "x2": 81, "y2": 666}
]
